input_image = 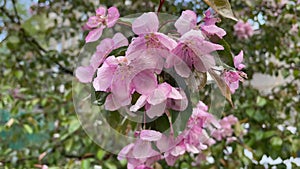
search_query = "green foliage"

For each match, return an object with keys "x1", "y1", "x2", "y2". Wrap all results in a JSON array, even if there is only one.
[{"x1": 0, "y1": 0, "x2": 299, "y2": 168}]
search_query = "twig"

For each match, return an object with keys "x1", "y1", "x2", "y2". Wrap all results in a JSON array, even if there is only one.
[{"x1": 157, "y1": 0, "x2": 165, "y2": 13}]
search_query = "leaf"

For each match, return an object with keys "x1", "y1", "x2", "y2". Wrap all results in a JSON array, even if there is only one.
[
  {"x1": 24, "y1": 124, "x2": 33, "y2": 134},
  {"x1": 203, "y1": 0, "x2": 238, "y2": 21},
  {"x1": 217, "y1": 38, "x2": 234, "y2": 67},
  {"x1": 208, "y1": 69, "x2": 233, "y2": 107},
  {"x1": 109, "y1": 46, "x2": 128, "y2": 57}
]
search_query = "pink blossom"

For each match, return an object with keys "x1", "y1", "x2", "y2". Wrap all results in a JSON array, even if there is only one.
[
  {"x1": 118, "y1": 131, "x2": 163, "y2": 169},
  {"x1": 174, "y1": 10, "x2": 197, "y2": 35},
  {"x1": 224, "y1": 71, "x2": 240, "y2": 93},
  {"x1": 200, "y1": 9, "x2": 226, "y2": 38},
  {"x1": 75, "y1": 33, "x2": 128, "y2": 83},
  {"x1": 212, "y1": 115, "x2": 238, "y2": 141},
  {"x1": 234, "y1": 21, "x2": 254, "y2": 39},
  {"x1": 127, "y1": 12, "x2": 177, "y2": 56},
  {"x1": 166, "y1": 30, "x2": 224, "y2": 77},
  {"x1": 130, "y1": 82, "x2": 186, "y2": 118},
  {"x1": 85, "y1": 7, "x2": 120, "y2": 42},
  {"x1": 93, "y1": 50, "x2": 164, "y2": 111}
]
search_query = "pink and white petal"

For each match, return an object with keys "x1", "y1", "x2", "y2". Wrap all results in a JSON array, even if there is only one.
[
  {"x1": 132, "y1": 70, "x2": 157, "y2": 95},
  {"x1": 132, "y1": 12, "x2": 159, "y2": 35},
  {"x1": 117, "y1": 143, "x2": 134, "y2": 160},
  {"x1": 167, "y1": 89, "x2": 188, "y2": 111},
  {"x1": 107, "y1": 7, "x2": 120, "y2": 28},
  {"x1": 168, "y1": 87, "x2": 183, "y2": 100},
  {"x1": 140, "y1": 130, "x2": 162, "y2": 141},
  {"x1": 170, "y1": 143, "x2": 186, "y2": 156},
  {"x1": 132, "y1": 139, "x2": 153, "y2": 158},
  {"x1": 90, "y1": 51, "x2": 106, "y2": 70},
  {"x1": 155, "y1": 33, "x2": 177, "y2": 50},
  {"x1": 201, "y1": 25, "x2": 226, "y2": 38},
  {"x1": 112, "y1": 32, "x2": 129, "y2": 49},
  {"x1": 111, "y1": 68, "x2": 133, "y2": 106},
  {"x1": 96, "y1": 38, "x2": 114, "y2": 54},
  {"x1": 234, "y1": 50, "x2": 244, "y2": 70},
  {"x1": 147, "y1": 83, "x2": 171, "y2": 105},
  {"x1": 164, "y1": 153, "x2": 179, "y2": 166},
  {"x1": 75, "y1": 65, "x2": 95, "y2": 83},
  {"x1": 86, "y1": 16, "x2": 101, "y2": 28},
  {"x1": 156, "y1": 135, "x2": 172, "y2": 152},
  {"x1": 130, "y1": 95, "x2": 148, "y2": 112},
  {"x1": 96, "y1": 6, "x2": 106, "y2": 16},
  {"x1": 92, "y1": 62, "x2": 117, "y2": 91},
  {"x1": 174, "y1": 61, "x2": 191, "y2": 78},
  {"x1": 146, "y1": 101, "x2": 166, "y2": 118},
  {"x1": 174, "y1": 10, "x2": 197, "y2": 35},
  {"x1": 194, "y1": 54, "x2": 216, "y2": 72},
  {"x1": 186, "y1": 144, "x2": 200, "y2": 154},
  {"x1": 105, "y1": 94, "x2": 121, "y2": 111},
  {"x1": 85, "y1": 27, "x2": 104, "y2": 43}
]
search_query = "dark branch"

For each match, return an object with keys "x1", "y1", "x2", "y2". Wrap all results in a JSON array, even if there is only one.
[{"x1": 157, "y1": 0, "x2": 165, "y2": 13}]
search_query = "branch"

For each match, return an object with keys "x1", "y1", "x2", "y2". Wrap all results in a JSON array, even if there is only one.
[
  {"x1": 157, "y1": 0, "x2": 165, "y2": 13},
  {"x1": 0, "y1": 4, "x2": 73, "y2": 75}
]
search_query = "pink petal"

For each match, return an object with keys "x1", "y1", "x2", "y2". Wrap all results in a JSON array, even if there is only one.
[
  {"x1": 93, "y1": 60, "x2": 117, "y2": 91},
  {"x1": 117, "y1": 143, "x2": 134, "y2": 160},
  {"x1": 75, "y1": 65, "x2": 95, "y2": 83},
  {"x1": 164, "y1": 153, "x2": 179, "y2": 166},
  {"x1": 132, "y1": 12, "x2": 159, "y2": 35},
  {"x1": 85, "y1": 26, "x2": 104, "y2": 43},
  {"x1": 132, "y1": 139, "x2": 153, "y2": 158},
  {"x1": 132, "y1": 71, "x2": 157, "y2": 95},
  {"x1": 175, "y1": 10, "x2": 197, "y2": 35},
  {"x1": 168, "y1": 87, "x2": 183, "y2": 100},
  {"x1": 147, "y1": 83, "x2": 171, "y2": 105},
  {"x1": 234, "y1": 50, "x2": 245, "y2": 70},
  {"x1": 167, "y1": 89, "x2": 188, "y2": 111},
  {"x1": 130, "y1": 95, "x2": 148, "y2": 112},
  {"x1": 201, "y1": 25, "x2": 226, "y2": 38},
  {"x1": 174, "y1": 61, "x2": 191, "y2": 78},
  {"x1": 146, "y1": 101, "x2": 166, "y2": 118},
  {"x1": 105, "y1": 94, "x2": 121, "y2": 111},
  {"x1": 86, "y1": 16, "x2": 101, "y2": 28},
  {"x1": 96, "y1": 7, "x2": 106, "y2": 16},
  {"x1": 140, "y1": 130, "x2": 162, "y2": 141},
  {"x1": 193, "y1": 54, "x2": 215, "y2": 72},
  {"x1": 155, "y1": 33, "x2": 177, "y2": 51},
  {"x1": 112, "y1": 33, "x2": 129, "y2": 49},
  {"x1": 170, "y1": 144, "x2": 186, "y2": 156},
  {"x1": 96, "y1": 38, "x2": 114, "y2": 53},
  {"x1": 107, "y1": 7, "x2": 120, "y2": 28}
]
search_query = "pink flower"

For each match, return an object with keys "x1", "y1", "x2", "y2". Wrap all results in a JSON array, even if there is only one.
[
  {"x1": 130, "y1": 82, "x2": 186, "y2": 118},
  {"x1": 174, "y1": 10, "x2": 197, "y2": 35},
  {"x1": 224, "y1": 51, "x2": 247, "y2": 93},
  {"x1": 166, "y1": 30, "x2": 224, "y2": 77},
  {"x1": 234, "y1": 21, "x2": 254, "y2": 39},
  {"x1": 224, "y1": 71, "x2": 240, "y2": 93},
  {"x1": 127, "y1": 12, "x2": 177, "y2": 56},
  {"x1": 85, "y1": 6, "x2": 120, "y2": 42},
  {"x1": 118, "y1": 130, "x2": 162, "y2": 169},
  {"x1": 211, "y1": 115, "x2": 238, "y2": 141},
  {"x1": 93, "y1": 50, "x2": 164, "y2": 111},
  {"x1": 200, "y1": 9, "x2": 226, "y2": 39},
  {"x1": 75, "y1": 33, "x2": 128, "y2": 83}
]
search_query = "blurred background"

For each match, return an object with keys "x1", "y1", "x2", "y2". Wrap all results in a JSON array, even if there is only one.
[{"x1": 0, "y1": 0, "x2": 299, "y2": 168}]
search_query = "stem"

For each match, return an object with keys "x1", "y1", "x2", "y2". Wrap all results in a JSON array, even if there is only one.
[{"x1": 157, "y1": 0, "x2": 165, "y2": 13}]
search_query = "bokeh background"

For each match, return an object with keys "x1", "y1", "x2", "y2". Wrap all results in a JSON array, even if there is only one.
[{"x1": 0, "y1": 0, "x2": 299, "y2": 168}]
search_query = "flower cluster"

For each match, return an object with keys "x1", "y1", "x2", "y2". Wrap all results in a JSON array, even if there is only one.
[
  {"x1": 234, "y1": 21, "x2": 254, "y2": 39},
  {"x1": 118, "y1": 101, "x2": 238, "y2": 169},
  {"x1": 75, "y1": 6, "x2": 246, "y2": 168}
]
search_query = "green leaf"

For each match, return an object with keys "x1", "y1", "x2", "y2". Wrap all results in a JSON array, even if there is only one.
[
  {"x1": 270, "y1": 137, "x2": 283, "y2": 146},
  {"x1": 109, "y1": 46, "x2": 128, "y2": 57},
  {"x1": 81, "y1": 159, "x2": 91, "y2": 169},
  {"x1": 208, "y1": 69, "x2": 233, "y2": 107},
  {"x1": 68, "y1": 119, "x2": 80, "y2": 134},
  {"x1": 217, "y1": 38, "x2": 234, "y2": 67},
  {"x1": 96, "y1": 150, "x2": 106, "y2": 160},
  {"x1": 24, "y1": 124, "x2": 33, "y2": 134},
  {"x1": 203, "y1": 0, "x2": 238, "y2": 21}
]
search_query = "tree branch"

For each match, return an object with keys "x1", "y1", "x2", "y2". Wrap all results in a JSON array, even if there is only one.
[{"x1": 157, "y1": 0, "x2": 165, "y2": 13}]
